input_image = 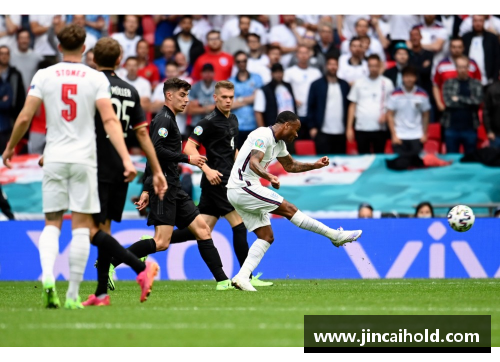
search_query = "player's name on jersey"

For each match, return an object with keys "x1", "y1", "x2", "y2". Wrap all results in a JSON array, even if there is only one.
[
  {"x1": 110, "y1": 86, "x2": 132, "y2": 98},
  {"x1": 55, "y1": 69, "x2": 88, "y2": 78}
]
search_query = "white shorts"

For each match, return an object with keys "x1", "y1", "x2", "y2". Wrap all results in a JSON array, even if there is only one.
[
  {"x1": 42, "y1": 162, "x2": 100, "y2": 214},
  {"x1": 227, "y1": 184, "x2": 283, "y2": 232}
]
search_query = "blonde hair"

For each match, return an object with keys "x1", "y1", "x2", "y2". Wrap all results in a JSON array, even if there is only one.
[{"x1": 215, "y1": 80, "x2": 234, "y2": 93}]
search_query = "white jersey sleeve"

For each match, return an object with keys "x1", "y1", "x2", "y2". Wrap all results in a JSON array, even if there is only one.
[
  {"x1": 95, "y1": 72, "x2": 111, "y2": 101},
  {"x1": 28, "y1": 69, "x2": 46, "y2": 99}
]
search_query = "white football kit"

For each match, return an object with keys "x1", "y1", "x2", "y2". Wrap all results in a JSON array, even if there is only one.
[
  {"x1": 28, "y1": 62, "x2": 111, "y2": 213},
  {"x1": 227, "y1": 127, "x2": 288, "y2": 231}
]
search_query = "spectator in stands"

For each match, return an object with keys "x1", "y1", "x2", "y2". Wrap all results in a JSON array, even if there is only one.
[
  {"x1": 72, "y1": 15, "x2": 97, "y2": 57},
  {"x1": 284, "y1": 45, "x2": 322, "y2": 138},
  {"x1": 384, "y1": 42, "x2": 410, "y2": 88},
  {"x1": 27, "y1": 60, "x2": 51, "y2": 155},
  {"x1": 483, "y1": 78, "x2": 500, "y2": 148},
  {"x1": 267, "y1": 45, "x2": 282, "y2": 67},
  {"x1": 136, "y1": 39, "x2": 160, "y2": 89},
  {"x1": 85, "y1": 49, "x2": 96, "y2": 69},
  {"x1": 247, "y1": 33, "x2": 269, "y2": 68},
  {"x1": 288, "y1": 29, "x2": 326, "y2": 73},
  {"x1": 414, "y1": 201, "x2": 434, "y2": 218},
  {"x1": 186, "y1": 63, "x2": 216, "y2": 129},
  {"x1": 192, "y1": 30, "x2": 233, "y2": 82},
  {"x1": 0, "y1": 45, "x2": 25, "y2": 152},
  {"x1": 433, "y1": 37, "x2": 482, "y2": 113},
  {"x1": 337, "y1": 37, "x2": 369, "y2": 86},
  {"x1": 254, "y1": 63, "x2": 297, "y2": 128},
  {"x1": 341, "y1": 18, "x2": 385, "y2": 62},
  {"x1": 0, "y1": 15, "x2": 21, "y2": 50},
  {"x1": 308, "y1": 54, "x2": 350, "y2": 154},
  {"x1": 440, "y1": 15, "x2": 463, "y2": 39},
  {"x1": 347, "y1": 54, "x2": 394, "y2": 154},
  {"x1": 174, "y1": 52, "x2": 191, "y2": 80},
  {"x1": 269, "y1": 15, "x2": 306, "y2": 66},
  {"x1": 370, "y1": 15, "x2": 390, "y2": 50},
  {"x1": 154, "y1": 37, "x2": 177, "y2": 80},
  {"x1": 442, "y1": 56, "x2": 483, "y2": 154},
  {"x1": 30, "y1": 15, "x2": 66, "y2": 62},
  {"x1": 221, "y1": 15, "x2": 267, "y2": 44},
  {"x1": 10, "y1": 28, "x2": 43, "y2": 91},
  {"x1": 383, "y1": 15, "x2": 420, "y2": 50},
  {"x1": 173, "y1": 15, "x2": 205, "y2": 72},
  {"x1": 358, "y1": 203, "x2": 374, "y2": 218},
  {"x1": 408, "y1": 28, "x2": 434, "y2": 107},
  {"x1": 153, "y1": 15, "x2": 180, "y2": 49},
  {"x1": 459, "y1": 15, "x2": 500, "y2": 37},
  {"x1": 337, "y1": 15, "x2": 370, "y2": 40},
  {"x1": 387, "y1": 66, "x2": 431, "y2": 156},
  {"x1": 462, "y1": 15, "x2": 500, "y2": 87},
  {"x1": 112, "y1": 15, "x2": 141, "y2": 65},
  {"x1": 123, "y1": 56, "x2": 152, "y2": 112},
  {"x1": 66, "y1": 15, "x2": 109, "y2": 39},
  {"x1": 315, "y1": 22, "x2": 339, "y2": 58},
  {"x1": 187, "y1": 15, "x2": 212, "y2": 46},
  {"x1": 223, "y1": 15, "x2": 251, "y2": 55},
  {"x1": 230, "y1": 51, "x2": 263, "y2": 149},
  {"x1": 412, "y1": 15, "x2": 447, "y2": 73}
]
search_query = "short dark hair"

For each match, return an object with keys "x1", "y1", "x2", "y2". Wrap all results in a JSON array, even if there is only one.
[
  {"x1": 206, "y1": 30, "x2": 221, "y2": 40},
  {"x1": 367, "y1": 54, "x2": 381, "y2": 62},
  {"x1": 136, "y1": 38, "x2": 149, "y2": 49},
  {"x1": 0, "y1": 45, "x2": 9, "y2": 53},
  {"x1": 450, "y1": 36, "x2": 464, "y2": 45},
  {"x1": 57, "y1": 24, "x2": 86, "y2": 51},
  {"x1": 239, "y1": 15, "x2": 252, "y2": 21},
  {"x1": 359, "y1": 202, "x2": 373, "y2": 211},
  {"x1": 276, "y1": 111, "x2": 299, "y2": 124},
  {"x1": 415, "y1": 202, "x2": 434, "y2": 217},
  {"x1": 163, "y1": 77, "x2": 191, "y2": 95},
  {"x1": 179, "y1": 15, "x2": 192, "y2": 21},
  {"x1": 349, "y1": 36, "x2": 361, "y2": 47},
  {"x1": 94, "y1": 37, "x2": 121, "y2": 67},
  {"x1": 402, "y1": 65, "x2": 418, "y2": 77},
  {"x1": 125, "y1": 56, "x2": 139, "y2": 64},
  {"x1": 325, "y1": 52, "x2": 339, "y2": 63},
  {"x1": 247, "y1": 33, "x2": 261, "y2": 42},
  {"x1": 267, "y1": 44, "x2": 281, "y2": 53},
  {"x1": 233, "y1": 50, "x2": 248, "y2": 59},
  {"x1": 16, "y1": 28, "x2": 30, "y2": 39},
  {"x1": 165, "y1": 60, "x2": 179, "y2": 68}
]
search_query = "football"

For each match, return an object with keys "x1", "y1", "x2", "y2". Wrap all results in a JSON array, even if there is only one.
[{"x1": 447, "y1": 205, "x2": 475, "y2": 232}]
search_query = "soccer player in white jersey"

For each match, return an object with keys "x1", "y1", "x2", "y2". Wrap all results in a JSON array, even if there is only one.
[
  {"x1": 227, "y1": 111, "x2": 363, "y2": 291},
  {"x1": 2, "y1": 25, "x2": 157, "y2": 309}
]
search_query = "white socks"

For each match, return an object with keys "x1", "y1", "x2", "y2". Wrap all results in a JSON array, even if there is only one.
[
  {"x1": 39, "y1": 225, "x2": 61, "y2": 285},
  {"x1": 239, "y1": 239, "x2": 271, "y2": 279},
  {"x1": 290, "y1": 210, "x2": 339, "y2": 239},
  {"x1": 66, "y1": 228, "x2": 90, "y2": 300}
]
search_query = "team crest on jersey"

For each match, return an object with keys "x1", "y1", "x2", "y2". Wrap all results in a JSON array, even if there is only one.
[
  {"x1": 158, "y1": 128, "x2": 168, "y2": 138},
  {"x1": 194, "y1": 126, "x2": 203, "y2": 136},
  {"x1": 255, "y1": 139, "x2": 265, "y2": 149}
]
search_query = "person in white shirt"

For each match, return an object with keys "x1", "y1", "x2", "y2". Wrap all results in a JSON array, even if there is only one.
[
  {"x1": 269, "y1": 15, "x2": 306, "y2": 67},
  {"x1": 30, "y1": 15, "x2": 66, "y2": 59},
  {"x1": 123, "y1": 56, "x2": 152, "y2": 113},
  {"x1": 337, "y1": 15, "x2": 370, "y2": 40},
  {"x1": 227, "y1": 111, "x2": 362, "y2": 291},
  {"x1": 111, "y1": 15, "x2": 141, "y2": 66},
  {"x1": 247, "y1": 33, "x2": 270, "y2": 69},
  {"x1": 346, "y1": 54, "x2": 394, "y2": 154},
  {"x1": 383, "y1": 15, "x2": 420, "y2": 42},
  {"x1": 340, "y1": 18, "x2": 386, "y2": 62},
  {"x1": 0, "y1": 15, "x2": 21, "y2": 50},
  {"x1": 72, "y1": 15, "x2": 97, "y2": 56},
  {"x1": 10, "y1": 29, "x2": 43, "y2": 91},
  {"x1": 337, "y1": 37, "x2": 369, "y2": 85},
  {"x1": 1, "y1": 24, "x2": 138, "y2": 309},
  {"x1": 283, "y1": 45, "x2": 322, "y2": 134},
  {"x1": 220, "y1": 16, "x2": 267, "y2": 44},
  {"x1": 387, "y1": 65, "x2": 431, "y2": 156},
  {"x1": 459, "y1": 15, "x2": 500, "y2": 37},
  {"x1": 223, "y1": 15, "x2": 251, "y2": 55}
]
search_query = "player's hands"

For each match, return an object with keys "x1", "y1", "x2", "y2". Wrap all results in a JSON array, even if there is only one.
[
  {"x1": 134, "y1": 191, "x2": 149, "y2": 211},
  {"x1": 152, "y1": 172, "x2": 168, "y2": 200},
  {"x1": 189, "y1": 154, "x2": 207, "y2": 167},
  {"x1": 123, "y1": 160, "x2": 138, "y2": 183},
  {"x1": 437, "y1": 101, "x2": 446, "y2": 112},
  {"x1": 346, "y1": 128, "x2": 355, "y2": 142},
  {"x1": 2, "y1": 145, "x2": 14, "y2": 169},
  {"x1": 38, "y1": 157, "x2": 44, "y2": 167},
  {"x1": 392, "y1": 135, "x2": 402, "y2": 145},
  {"x1": 378, "y1": 114, "x2": 387, "y2": 124},
  {"x1": 314, "y1": 156, "x2": 330, "y2": 169},
  {"x1": 488, "y1": 132, "x2": 496, "y2": 141},
  {"x1": 205, "y1": 167, "x2": 223, "y2": 185},
  {"x1": 269, "y1": 174, "x2": 280, "y2": 189},
  {"x1": 309, "y1": 128, "x2": 318, "y2": 139},
  {"x1": 420, "y1": 134, "x2": 428, "y2": 144}
]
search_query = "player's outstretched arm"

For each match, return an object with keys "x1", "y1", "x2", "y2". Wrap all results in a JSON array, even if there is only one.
[
  {"x1": 96, "y1": 98, "x2": 137, "y2": 182},
  {"x1": 2, "y1": 95, "x2": 41, "y2": 168},
  {"x1": 277, "y1": 154, "x2": 329, "y2": 173},
  {"x1": 249, "y1": 150, "x2": 280, "y2": 189},
  {"x1": 184, "y1": 139, "x2": 222, "y2": 185},
  {"x1": 135, "y1": 126, "x2": 167, "y2": 200}
]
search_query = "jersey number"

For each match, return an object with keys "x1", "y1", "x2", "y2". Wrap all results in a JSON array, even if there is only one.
[
  {"x1": 111, "y1": 98, "x2": 135, "y2": 137},
  {"x1": 61, "y1": 84, "x2": 77, "y2": 122},
  {"x1": 230, "y1": 137, "x2": 234, "y2": 150}
]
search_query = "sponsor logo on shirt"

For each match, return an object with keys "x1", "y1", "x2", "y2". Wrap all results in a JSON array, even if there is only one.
[
  {"x1": 30, "y1": 85, "x2": 35, "y2": 89},
  {"x1": 158, "y1": 128, "x2": 168, "y2": 138},
  {"x1": 194, "y1": 126, "x2": 203, "y2": 136},
  {"x1": 219, "y1": 57, "x2": 229, "y2": 66},
  {"x1": 255, "y1": 139, "x2": 265, "y2": 149}
]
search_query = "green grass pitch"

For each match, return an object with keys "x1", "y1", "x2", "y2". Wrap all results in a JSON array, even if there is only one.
[{"x1": 0, "y1": 279, "x2": 498, "y2": 347}]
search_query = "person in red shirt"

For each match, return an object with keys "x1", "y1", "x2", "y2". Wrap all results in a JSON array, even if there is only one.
[
  {"x1": 191, "y1": 30, "x2": 233, "y2": 81},
  {"x1": 136, "y1": 39, "x2": 160, "y2": 88},
  {"x1": 433, "y1": 37, "x2": 481, "y2": 112}
]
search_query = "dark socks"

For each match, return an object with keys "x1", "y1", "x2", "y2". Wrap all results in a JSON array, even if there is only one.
[
  {"x1": 197, "y1": 239, "x2": 228, "y2": 282},
  {"x1": 170, "y1": 228, "x2": 196, "y2": 244},
  {"x1": 111, "y1": 237, "x2": 157, "y2": 268},
  {"x1": 232, "y1": 223, "x2": 249, "y2": 268},
  {"x1": 95, "y1": 246, "x2": 111, "y2": 296}
]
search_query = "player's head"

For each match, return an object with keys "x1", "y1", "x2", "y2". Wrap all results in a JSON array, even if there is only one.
[
  {"x1": 124, "y1": 56, "x2": 139, "y2": 79},
  {"x1": 275, "y1": 111, "x2": 300, "y2": 143},
  {"x1": 214, "y1": 80, "x2": 234, "y2": 113},
  {"x1": 415, "y1": 201, "x2": 434, "y2": 218},
  {"x1": 93, "y1": 37, "x2": 121, "y2": 69},
  {"x1": 163, "y1": 77, "x2": 191, "y2": 114},
  {"x1": 57, "y1": 24, "x2": 86, "y2": 55}
]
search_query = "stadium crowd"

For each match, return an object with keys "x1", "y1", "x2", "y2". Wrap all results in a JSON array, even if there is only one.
[{"x1": 1, "y1": 14, "x2": 500, "y2": 158}]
